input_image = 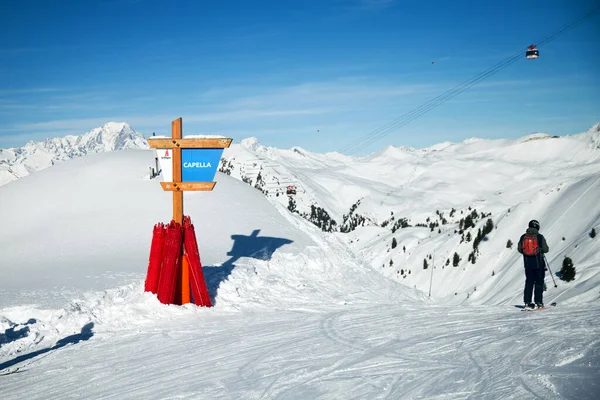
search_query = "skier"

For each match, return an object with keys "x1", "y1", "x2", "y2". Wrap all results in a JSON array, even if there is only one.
[{"x1": 517, "y1": 220, "x2": 549, "y2": 309}]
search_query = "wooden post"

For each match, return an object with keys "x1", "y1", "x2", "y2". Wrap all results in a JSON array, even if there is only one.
[
  {"x1": 146, "y1": 118, "x2": 232, "y2": 306},
  {"x1": 172, "y1": 118, "x2": 183, "y2": 225}
]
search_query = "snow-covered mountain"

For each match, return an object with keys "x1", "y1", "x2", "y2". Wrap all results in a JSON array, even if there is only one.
[
  {"x1": 218, "y1": 122, "x2": 600, "y2": 304},
  {"x1": 1, "y1": 148, "x2": 599, "y2": 399},
  {"x1": 3, "y1": 120, "x2": 598, "y2": 305},
  {"x1": 0, "y1": 122, "x2": 148, "y2": 187},
  {"x1": 220, "y1": 123, "x2": 600, "y2": 225}
]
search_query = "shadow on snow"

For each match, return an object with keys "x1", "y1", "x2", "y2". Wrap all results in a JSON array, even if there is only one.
[
  {"x1": 0, "y1": 318, "x2": 37, "y2": 349},
  {"x1": 203, "y1": 229, "x2": 293, "y2": 304},
  {"x1": 0, "y1": 322, "x2": 94, "y2": 373}
]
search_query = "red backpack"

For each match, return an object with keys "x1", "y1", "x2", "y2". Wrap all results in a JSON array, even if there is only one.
[{"x1": 522, "y1": 234, "x2": 540, "y2": 256}]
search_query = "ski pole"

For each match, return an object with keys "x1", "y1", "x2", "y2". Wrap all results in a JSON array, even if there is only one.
[
  {"x1": 428, "y1": 254, "x2": 434, "y2": 297},
  {"x1": 543, "y1": 254, "x2": 558, "y2": 288}
]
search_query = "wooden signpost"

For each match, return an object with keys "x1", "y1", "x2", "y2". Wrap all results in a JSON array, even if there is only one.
[
  {"x1": 147, "y1": 117, "x2": 232, "y2": 224},
  {"x1": 144, "y1": 117, "x2": 232, "y2": 306}
]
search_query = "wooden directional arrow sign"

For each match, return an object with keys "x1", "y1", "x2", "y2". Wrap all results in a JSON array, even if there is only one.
[
  {"x1": 160, "y1": 182, "x2": 216, "y2": 191},
  {"x1": 147, "y1": 138, "x2": 233, "y2": 149}
]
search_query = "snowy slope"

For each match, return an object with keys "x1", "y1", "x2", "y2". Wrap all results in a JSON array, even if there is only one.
[
  {"x1": 0, "y1": 122, "x2": 148, "y2": 187},
  {"x1": 0, "y1": 150, "x2": 414, "y2": 310},
  {"x1": 218, "y1": 123, "x2": 600, "y2": 305},
  {"x1": 1, "y1": 149, "x2": 599, "y2": 399}
]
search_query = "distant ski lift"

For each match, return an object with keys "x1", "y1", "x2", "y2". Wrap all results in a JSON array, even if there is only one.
[
  {"x1": 286, "y1": 185, "x2": 296, "y2": 196},
  {"x1": 526, "y1": 45, "x2": 539, "y2": 59}
]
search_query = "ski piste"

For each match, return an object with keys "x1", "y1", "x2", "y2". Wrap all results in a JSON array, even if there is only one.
[{"x1": 521, "y1": 302, "x2": 558, "y2": 311}]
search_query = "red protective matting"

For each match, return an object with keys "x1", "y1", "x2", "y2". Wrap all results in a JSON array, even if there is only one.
[
  {"x1": 144, "y1": 223, "x2": 166, "y2": 294},
  {"x1": 183, "y1": 216, "x2": 212, "y2": 307},
  {"x1": 156, "y1": 221, "x2": 183, "y2": 305}
]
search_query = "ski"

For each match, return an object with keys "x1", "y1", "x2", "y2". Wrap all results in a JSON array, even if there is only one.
[
  {"x1": 0, "y1": 366, "x2": 22, "y2": 376},
  {"x1": 521, "y1": 302, "x2": 557, "y2": 311}
]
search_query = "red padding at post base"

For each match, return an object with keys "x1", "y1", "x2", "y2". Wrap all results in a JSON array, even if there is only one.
[
  {"x1": 156, "y1": 220, "x2": 183, "y2": 305},
  {"x1": 144, "y1": 223, "x2": 166, "y2": 294},
  {"x1": 183, "y1": 216, "x2": 212, "y2": 307}
]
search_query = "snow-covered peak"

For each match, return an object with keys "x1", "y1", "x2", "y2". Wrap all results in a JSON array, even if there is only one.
[
  {"x1": 76, "y1": 122, "x2": 148, "y2": 152},
  {"x1": 363, "y1": 144, "x2": 417, "y2": 162},
  {"x1": 517, "y1": 132, "x2": 554, "y2": 143},
  {"x1": 240, "y1": 137, "x2": 262, "y2": 151},
  {"x1": 240, "y1": 137, "x2": 278, "y2": 159},
  {"x1": 552, "y1": 123, "x2": 600, "y2": 151},
  {"x1": 240, "y1": 137, "x2": 262, "y2": 150},
  {"x1": 586, "y1": 122, "x2": 600, "y2": 133},
  {"x1": 462, "y1": 137, "x2": 484, "y2": 144},
  {"x1": 0, "y1": 122, "x2": 148, "y2": 186},
  {"x1": 575, "y1": 123, "x2": 600, "y2": 149},
  {"x1": 423, "y1": 141, "x2": 455, "y2": 152},
  {"x1": 290, "y1": 146, "x2": 311, "y2": 156}
]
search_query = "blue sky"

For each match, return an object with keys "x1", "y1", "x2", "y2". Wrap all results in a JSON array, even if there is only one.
[{"x1": 1, "y1": 0, "x2": 599, "y2": 154}]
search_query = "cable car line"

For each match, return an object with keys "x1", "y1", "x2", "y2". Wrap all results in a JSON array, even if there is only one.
[
  {"x1": 305, "y1": 4, "x2": 600, "y2": 176},
  {"x1": 535, "y1": 4, "x2": 600, "y2": 48},
  {"x1": 266, "y1": 5, "x2": 600, "y2": 196},
  {"x1": 332, "y1": 53, "x2": 520, "y2": 158},
  {"x1": 342, "y1": 56, "x2": 522, "y2": 157},
  {"x1": 368, "y1": 4, "x2": 600, "y2": 200}
]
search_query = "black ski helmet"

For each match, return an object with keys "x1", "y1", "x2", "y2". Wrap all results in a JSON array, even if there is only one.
[{"x1": 529, "y1": 220, "x2": 540, "y2": 230}]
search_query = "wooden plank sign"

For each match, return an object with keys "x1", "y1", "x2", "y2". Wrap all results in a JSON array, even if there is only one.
[
  {"x1": 146, "y1": 138, "x2": 232, "y2": 149},
  {"x1": 160, "y1": 182, "x2": 216, "y2": 191},
  {"x1": 147, "y1": 117, "x2": 232, "y2": 224}
]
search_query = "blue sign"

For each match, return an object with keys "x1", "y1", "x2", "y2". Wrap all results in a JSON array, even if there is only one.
[{"x1": 181, "y1": 148, "x2": 224, "y2": 182}]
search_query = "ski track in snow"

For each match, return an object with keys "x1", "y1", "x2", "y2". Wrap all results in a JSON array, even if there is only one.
[{"x1": 1, "y1": 302, "x2": 599, "y2": 399}]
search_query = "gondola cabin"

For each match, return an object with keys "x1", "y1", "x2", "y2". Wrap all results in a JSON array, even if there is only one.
[
  {"x1": 286, "y1": 185, "x2": 296, "y2": 196},
  {"x1": 526, "y1": 45, "x2": 539, "y2": 59}
]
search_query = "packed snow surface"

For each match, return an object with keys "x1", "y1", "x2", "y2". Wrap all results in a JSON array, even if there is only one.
[{"x1": 1, "y1": 132, "x2": 600, "y2": 398}]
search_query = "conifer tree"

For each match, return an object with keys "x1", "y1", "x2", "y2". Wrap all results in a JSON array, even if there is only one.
[
  {"x1": 560, "y1": 257, "x2": 576, "y2": 282},
  {"x1": 453, "y1": 252, "x2": 460, "y2": 267},
  {"x1": 288, "y1": 197, "x2": 297, "y2": 213}
]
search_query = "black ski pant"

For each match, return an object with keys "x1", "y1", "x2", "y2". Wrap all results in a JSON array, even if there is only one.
[{"x1": 524, "y1": 268, "x2": 545, "y2": 305}]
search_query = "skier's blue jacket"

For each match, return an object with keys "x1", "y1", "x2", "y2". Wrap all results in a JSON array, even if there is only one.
[{"x1": 517, "y1": 227, "x2": 549, "y2": 269}]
